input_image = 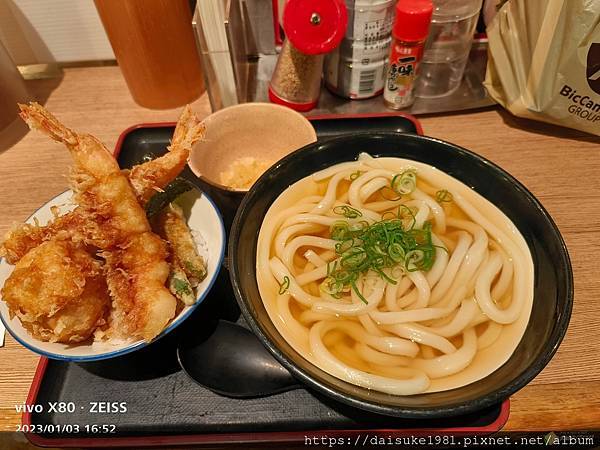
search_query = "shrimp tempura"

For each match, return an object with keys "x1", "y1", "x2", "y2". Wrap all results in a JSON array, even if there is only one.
[
  {"x1": 17, "y1": 102, "x2": 177, "y2": 341},
  {"x1": 1, "y1": 106, "x2": 205, "y2": 264},
  {"x1": 129, "y1": 105, "x2": 205, "y2": 205}
]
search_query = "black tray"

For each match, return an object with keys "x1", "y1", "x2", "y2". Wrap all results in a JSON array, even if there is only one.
[{"x1": 24, "y1": 113, "x2": 509, "y2": 448}]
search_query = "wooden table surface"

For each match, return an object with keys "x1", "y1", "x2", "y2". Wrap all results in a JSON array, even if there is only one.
[{"x1": 0, "y1": 66, "x2": 599, "y2": 438}]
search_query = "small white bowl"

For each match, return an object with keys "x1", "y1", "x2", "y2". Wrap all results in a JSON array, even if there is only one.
[
  {"x1": 0, "y1": 189, "x2": 225, "y2": 361},
  {"x1": 188, "y1": 102, "x2": 317, "y2": 192}
]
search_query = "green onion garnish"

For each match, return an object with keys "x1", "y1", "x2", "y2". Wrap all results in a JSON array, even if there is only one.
[
  {"x1": 380, "y1": 186, "x2": 402, "y2": 201},
  {"x1": 435, "y1": 189, "x2": 453, "y2": 203},
  {"x1": 325, "y1": 209, "x2": 437, "y2": 304},
  {"x1": 278, "y1": 276, "x2": 290, "y2": 294},
  {"x1": 391, "y1": 169, "x2": 417, "y2": 195},
  {"x1": 333, "y1": 205, "x2": 363, "y2": 218}
]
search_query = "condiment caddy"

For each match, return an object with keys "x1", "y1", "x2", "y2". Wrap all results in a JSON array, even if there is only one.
[
  {"x1": 192, "y1": 0, "x2": 491, "y2": 115},
  {"x1": 271, "y1": 0, "x2": 437, "y2": 111}
]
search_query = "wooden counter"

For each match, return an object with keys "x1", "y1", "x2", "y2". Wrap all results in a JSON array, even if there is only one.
[{"x1": 0, "y1": 66, "x2": 599, "y2": 437}]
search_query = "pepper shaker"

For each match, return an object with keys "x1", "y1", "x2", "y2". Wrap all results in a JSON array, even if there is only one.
[{"x1": 269, "y1": 0, "x2": 347, "y2": 111}]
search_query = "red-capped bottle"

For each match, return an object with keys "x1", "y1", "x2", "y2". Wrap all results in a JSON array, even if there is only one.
[
  {"x1": 269, "y1": 0, "x2": 347, "y2": 112},
  {"x1": 383, "y1": 0, "x2": 433, "y2": 110}
]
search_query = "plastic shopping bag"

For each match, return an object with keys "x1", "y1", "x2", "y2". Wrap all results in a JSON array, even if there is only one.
[{"x1": 484, "y1": 0, "x2": 600, "y2": 135}]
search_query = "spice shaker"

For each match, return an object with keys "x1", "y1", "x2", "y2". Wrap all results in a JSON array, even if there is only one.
[
  {"x1": 269, "y1": 0, "x2": 348, "y2": 111},
  {"x1": 383, "y1": 0, "x2": 433, "y2": 109},
  {"x1": 325, "y1": 0, "x2": 396, "y2": 100}
]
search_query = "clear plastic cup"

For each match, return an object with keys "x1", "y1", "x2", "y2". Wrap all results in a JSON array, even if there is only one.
[{"x1": 416, "y1": 0, "x2": 482, "y2": 98}]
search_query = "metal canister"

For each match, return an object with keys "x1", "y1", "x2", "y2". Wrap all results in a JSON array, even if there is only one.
[
  {"x1": 325, "y1": 37, "x2": 391, "y2": 99},
  {"x1": 324, "y1": 0, "x2": 395, "y2": 99}
]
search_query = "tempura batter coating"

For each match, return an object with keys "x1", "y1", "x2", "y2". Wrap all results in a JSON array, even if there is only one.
[
  {"x1": 154, "y1": 203, "x2": 207, "y2": 285},
  {"x1": 0, "y1": 106, "x2": 205, "y2": 265},
  {"x1": 1, "y1": 240, "x2": 109, "y2": 343},
  {"x1": 18, "y1": 103, "x2": 177, "y2": 341},
  {"x1": 128, "y1": 105, "x2": 205, "y2": 205},
  {"x1": 0, "y1": 208, "x2": 87, "y2": 265},
  {"x1": 101, "y1": 232, "x2": 174, "y2": 340}
]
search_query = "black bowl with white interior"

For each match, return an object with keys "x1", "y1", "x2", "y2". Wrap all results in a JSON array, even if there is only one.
[{"x1": 228, "y1": 133, "x2": 573, "y2": 418}]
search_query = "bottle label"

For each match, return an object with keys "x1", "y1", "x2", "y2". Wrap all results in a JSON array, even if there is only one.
[
  {"x1": 325, "y1": 39, "x2": 389, "y2": 98},
  {"x1": 384, "y1": 42, "x2": 423, "y2": 108},
  {"x1": 347, "y1": 59, "x2": 387, "y2": 98},
  {"x1": 325, "y1": 54, "x2": 387, "y2": 99},
  {"x1": 347, "y1": 1, "x2": 395, "y2": 41}
]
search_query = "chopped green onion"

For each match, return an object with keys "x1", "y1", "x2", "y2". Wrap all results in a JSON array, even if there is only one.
[
  {"x1": 435, "y1": 189, "x2": 453, "y2": 203},
  {"x1": 331, "y1": 221, "x2": 350, "y2": 240},
  {"x1": 321, "y1": 277, "x2": 345, "y2": 298},
  {"x1": 327, "y1": 208, "x2": 437, "y2": 304},
  {"x1": 278, "y1": 276, "x2": 290, "y2": 294},
  {"x1": 334, "y1": 238, "x2": 355, "y2": 254},
  {"x1": 350, "y1": 221, "x2": 369, "y2": 233},
  {"x1": 388, "y1": 242, "x2": 406, "y2": 262},
  {"x1": 391, "y1": 169, "x2": 417, "y2": 195},
  {"x1": 380, "y1": 186, "x2": 402, "y2": 201},
  {"x1": 405, "y1": 249, "x2": 426, "y2": 272},
  {"x1": 351, "y1": 281, "x2": 368, "y2": 304},
  {"x1": 333, "y1": 205, "x2": 363, "y2": 219}
]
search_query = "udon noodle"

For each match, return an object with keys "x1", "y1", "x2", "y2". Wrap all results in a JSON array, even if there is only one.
[{"x1": 257, "y1": 154, "x2": 534, "y2": 394}]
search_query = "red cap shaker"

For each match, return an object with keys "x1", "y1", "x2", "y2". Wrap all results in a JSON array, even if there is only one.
[
  {"x1": 393, "y1": 0, "x2": 434, "y2": 42},
  {"x1": 269, "y1": 0, "x2": 347, "y2": 112},
  {"x1": 383, "y1": 0, "x2": 433, "y2": 110}
]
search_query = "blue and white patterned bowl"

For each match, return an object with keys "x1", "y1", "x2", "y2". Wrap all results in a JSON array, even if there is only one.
[{"x1": 0, "y1": 188, "x2": 225, "y2": 361}]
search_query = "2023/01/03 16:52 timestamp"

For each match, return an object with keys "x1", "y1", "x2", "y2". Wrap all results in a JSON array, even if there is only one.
[
  {"x1": 14, "y1": 401, "x2": 126, "y2": 434},
  {"x1": 16, "y1": 423, "x2": 117, "y2": 434}
]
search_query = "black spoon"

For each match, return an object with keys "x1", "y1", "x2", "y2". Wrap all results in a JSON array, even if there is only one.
[{"x1": 177, "y1": 320, "x2": 300, "y2": 398}]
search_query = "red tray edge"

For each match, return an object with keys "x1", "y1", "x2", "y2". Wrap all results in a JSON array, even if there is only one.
[{"x1": 23, "y1": 356, "x2": 509, "y2": 447}]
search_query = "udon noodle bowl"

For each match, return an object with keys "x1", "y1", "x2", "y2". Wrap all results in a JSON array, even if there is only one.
[{"x1": 256, "y1": 154, "x2": 534, "y2": 395}]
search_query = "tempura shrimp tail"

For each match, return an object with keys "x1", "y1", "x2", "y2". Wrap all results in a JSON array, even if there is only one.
[
  {"x1": 129, "y1": 105, "x2": 206, "y2": 205},
  {"x1": 18, "y1": 102, "x2": 78, "y2": 147},
  {"x1": 169, "y1": 104, "x2": 205, "y2": 152},
  {"x1": 19, "y1": 102, "x2": 122, "y2": 195}
]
